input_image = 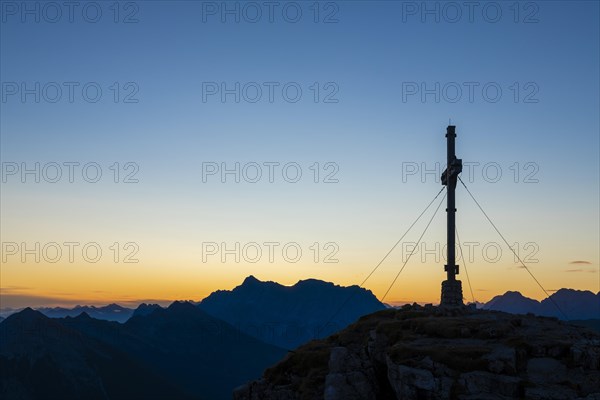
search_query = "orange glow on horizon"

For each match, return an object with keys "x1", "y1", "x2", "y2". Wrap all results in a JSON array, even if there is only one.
[{"x1": 2, "y1": 257, "x2": 597, "y2": 309}]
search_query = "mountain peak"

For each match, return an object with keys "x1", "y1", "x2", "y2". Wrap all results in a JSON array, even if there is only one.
[
  {"x1": 167, "y1": 300, "x2": 197, "y2": 312},
  {"x1": 133, "y1": 303, "x2": 163, "y2": 317},
  {"x1": 503, "y1": 291, "x2": 530, "y2": 298},
  {"x1": 17, "y1": 307, "x2": 40, "y2": 317},
  {"x1": 242, "y1": 275, "x2": 261, "y2": 285},
  {"x1": 75, "y1": 311, "x2": 92, "y2": 320},
  {"x1": 4, "y1": 307, "x2": 49, "y2": 326},
  {"x1": 296, "y1": 278, "x2": 331, "y2": 286},
  {"x1": 552, "y1": 288, "x2": 594, "y2": 296}
]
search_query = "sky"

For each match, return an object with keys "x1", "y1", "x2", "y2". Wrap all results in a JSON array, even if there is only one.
[{"x1": 1, "y1": 0, "x2": 599, "y2": 308}]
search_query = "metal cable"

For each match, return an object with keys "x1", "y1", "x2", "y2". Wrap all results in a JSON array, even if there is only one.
[{"x1": 458, "y1": 176, "x2": 569, "y2": 320}]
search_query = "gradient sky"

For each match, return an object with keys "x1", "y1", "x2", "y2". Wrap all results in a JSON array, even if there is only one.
[{"x1": 1, "y1": 1, "x2": 599, "y2": 308}]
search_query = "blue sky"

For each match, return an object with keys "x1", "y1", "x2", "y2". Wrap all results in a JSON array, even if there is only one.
[{"x1": 1, "y1": 1, "x2": 599, "y2": 306}]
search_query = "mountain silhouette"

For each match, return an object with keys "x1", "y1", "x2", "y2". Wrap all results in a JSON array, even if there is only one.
[
  {"x1": 132, "y1": 302, "x2": 163, "y2": 317},
  {"x1": 60, "y1": 300, "x2": 286, "y2": 400},
  {"x1": 483, "y1": 291, "x2": 542, "y2": 315},
  {"x1": 483, "y1": 289, "x2": 600, "y2": 320},
  {"x1": 4, "y1": 283, "x2": 598, "y2": 399},
  {"x1": 198, "y1": 275, "x2": 386, "y2": 349},
  {"x1": 0, "y1": 308, "x2": 193, "y2": 400},
  {"x1": 34, "y1": 303, "x2": 134, "y2": 322}
]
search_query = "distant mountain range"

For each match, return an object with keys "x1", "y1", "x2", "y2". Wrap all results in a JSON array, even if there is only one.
[
  {"x1": 0, "y1": 276, "x2": 386, "y2": 399},
  {"x1": 198, "y1": 275, "x2": 386, "y2": 349},
  {"x1": 1, "y1": 284, "x2": 598, "y2": 325},
  {"x1": 483, "y1": 288, "x2": 600, "y2": 320},
  {"x1": 0, "y1": 308, "x2": 194, "y2": 400},
  {"x1": 1, "y1": 278, "x2": 599, "y2": 399},
  {"x1": 34, "y1": 303, "x2": 135, "y2": 322},
  {"x1": 2, "y1": 284, "x2": 598, "y2": 327},
  {"x1": 1, "y1": 301, "x2": 286, "y2": 400}
]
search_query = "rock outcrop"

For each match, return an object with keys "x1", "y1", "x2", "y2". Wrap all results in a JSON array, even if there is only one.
[{"x1": 234, "y1": 305, "x2": 600, "y2": 400}]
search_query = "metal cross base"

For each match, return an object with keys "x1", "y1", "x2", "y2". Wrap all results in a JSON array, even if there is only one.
[{"x1": 441, "y1": 279, "x2": 464, "y2": 307}]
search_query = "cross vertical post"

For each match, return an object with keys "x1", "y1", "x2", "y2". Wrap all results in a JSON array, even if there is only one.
[
  {"x1": 446, "y1": 125, "x2": 458, "y2": 280},
  {"x1": 440, "y1": 125, "x2": 464, "y2": 306}
]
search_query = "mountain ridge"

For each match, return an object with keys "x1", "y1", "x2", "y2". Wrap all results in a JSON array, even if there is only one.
[
  {"x1": 1, "y1": 282, "x2": 598, "y2": 324},
  {"x1": 0, "y1": 308, "x2": 195, "y2": 400},
  {"x1": 2, "y1": 299, "x2": 287, "y2": 400},
  {"x1": 198, "y1": 275, "x2": 386, "y2": 349},
  {"x1": 483, "y1": 288, "x2": 600, "y2": 320}
]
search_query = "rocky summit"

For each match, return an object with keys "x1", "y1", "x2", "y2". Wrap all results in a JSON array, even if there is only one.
[{"x1": 234, "y1": 305, "x2": 600, "y2": 400}]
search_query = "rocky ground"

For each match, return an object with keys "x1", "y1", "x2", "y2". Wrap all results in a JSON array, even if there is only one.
[{"x1": 234, "y1": 304, "x2": 600, "y2": 400}]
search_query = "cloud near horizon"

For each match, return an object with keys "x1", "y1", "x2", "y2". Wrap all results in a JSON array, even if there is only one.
[
  {"x1": 564, "y1": 268, "x2": 597, "y2": 273},
  {"x1": 569, "y1": 260, "x2": 592, "y2": 265}
]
